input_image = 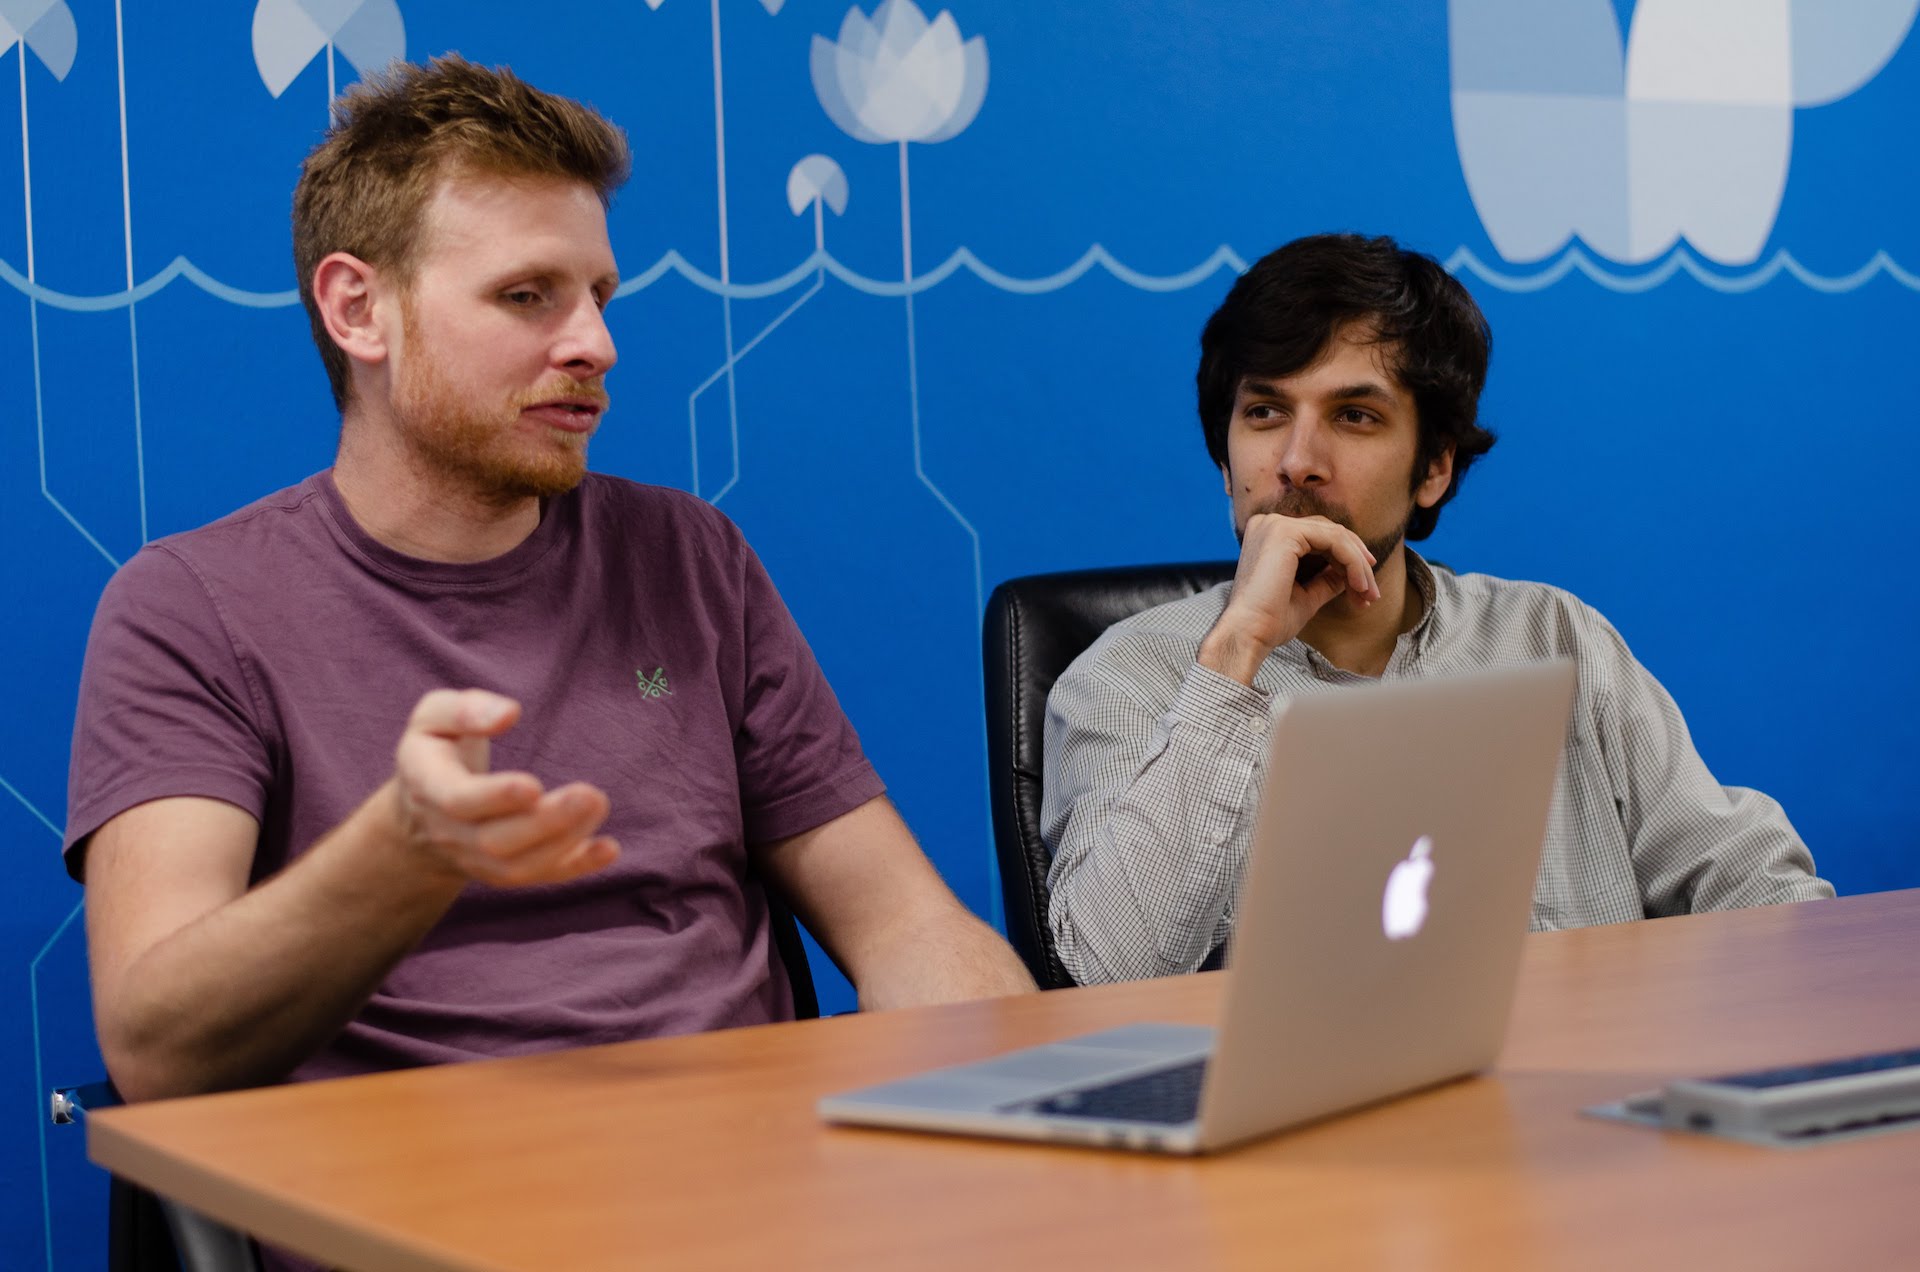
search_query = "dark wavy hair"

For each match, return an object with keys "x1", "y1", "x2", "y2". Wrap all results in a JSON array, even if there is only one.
[{"x1": 1196, "y1": 234, "x2": 1495, "y2": 541}]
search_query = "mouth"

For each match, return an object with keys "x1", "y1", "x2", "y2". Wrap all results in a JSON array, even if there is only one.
[{"x1": 520, "y1": 399, "x2": 604, "y2": 434}]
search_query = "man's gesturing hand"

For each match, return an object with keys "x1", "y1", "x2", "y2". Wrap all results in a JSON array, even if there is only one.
[
  {"x1": 392, "y1": 689, "x2": 619, "y2": 887},
  {"x1": 1198, "y1": 514, "x2": 1380, "y2": 685}
]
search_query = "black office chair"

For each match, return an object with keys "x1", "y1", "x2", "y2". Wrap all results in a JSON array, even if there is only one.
[
  {"x1": 769, "y1": 895, "x2": 820, "y2": 1019},
  {"x1": 983, "y1": 560, "x2": 1238, "y2": 989},
  {"x1": 48, "y1": 1079, "x2": 256, "y2": 1272}
]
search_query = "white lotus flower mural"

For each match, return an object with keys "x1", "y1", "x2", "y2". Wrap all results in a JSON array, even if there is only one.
[
  {"x1": 811, "y1": 0, "x2": 989, "y2": 283},
  {"x1": 811, "y1": 0, "x2": 987, "y2": 144},
  {"x1": 1, "y1": 0, "x2": 76, "y2": 80},
  {"x1": 252, "y1": 0, "x2": 406, "y2": 100},
  {"x1": 786, "y1": 153, "x2": 848, "y2": 253},
  {"x1": 1450, "y1": 0, "x2": 1920, "y2": 266}
]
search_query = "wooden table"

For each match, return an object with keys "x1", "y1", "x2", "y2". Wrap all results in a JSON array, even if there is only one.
[{"x1": 93, "y1": 890, "x2": 1920, "y2": 1271}]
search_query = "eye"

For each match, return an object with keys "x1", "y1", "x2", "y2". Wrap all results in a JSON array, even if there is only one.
[
  {"x1": 501, "y1": 288, "x2": 545, "y2": 308},
  {"x1": 1336, "y1": 407, "x2": 1380, "y2": 426},
  {"x1": 1243, "y1": 403, "x2": 1284, "y2": 425}
]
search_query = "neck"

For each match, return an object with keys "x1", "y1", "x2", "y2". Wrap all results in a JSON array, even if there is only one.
[
  {"x1": 1297, "y1": 546, "x2": 1424, "y2": 677},
  {"x1": 333, "y1": 409, "x2": 543, "y2": 564}
]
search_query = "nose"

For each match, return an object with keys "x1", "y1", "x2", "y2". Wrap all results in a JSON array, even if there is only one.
[
  {"x1": 556, "y1": 297, "x2": 618, "y2": 378},
  {"x1": 1277, "y1": 414, "x2": 1330, "y2": 490}
]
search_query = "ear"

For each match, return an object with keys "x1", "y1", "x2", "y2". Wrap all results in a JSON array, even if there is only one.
[
  {"x1": 1220, "y1": 462, "x2": 1233, "y2": 498},
  {"x1": 1414, "y1": 443, "x2": 1455, "y2": 509},
  {"x1": 312, "y1": 252, "x2": 395, "y2": 372}
]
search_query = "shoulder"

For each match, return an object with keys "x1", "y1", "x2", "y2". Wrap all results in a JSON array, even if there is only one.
[
  {"x1": 151, "y1": 475, "x2": 333, "y2": 561},
  {"x1": 126, "y1": 475, "x2": 336, "y2": 599},
  {"x1": 569, "y1": 476, "x2": 787, "y2": 620},
  {"x1": 576, "y1": 473, "x2": 746, "y2": 556},
  {"x1": 1058, "y1": 583, "x2": 1230, "y2": 705},
  {"x1": 98, "y1": 477, "x2": 330, "y2": 617},
  {"x1": 1430, "y1": 564, "x2": 1621, "y2": 651},
  {"x1": 1427, "y1": 563, "x2": 1644, "y2": 707},
  {"x1": 1099, "y1": 583, "x2": 1231, "y2": 646}
]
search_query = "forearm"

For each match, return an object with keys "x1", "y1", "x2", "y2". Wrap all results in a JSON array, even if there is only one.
[
  {"x1": 99, "y1": 782, "x2": 464, "y2": 1100},
  {"x1": 852, "y1": 899, "x2": 1035, "y2": 1011},
  {"x1": 1045, "y1": 665, "x2": 1266, "y2": 985},
  {"x1": 1654, "y1": 784, "x2": 1834, "y2": 915},
  {"x1": 755, "y1": 796, "x2": 1033, "y2": 1010}
]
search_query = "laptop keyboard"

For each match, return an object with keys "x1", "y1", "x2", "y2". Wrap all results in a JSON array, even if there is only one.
[{"x1": 1026, "y1": 1059, "x2": 1209, "y2": 1125}]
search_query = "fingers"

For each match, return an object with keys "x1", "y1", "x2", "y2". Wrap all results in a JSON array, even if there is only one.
[
  {"x1": 395, "y1": 724, "x2": 537, "y2": 814},
  {"x1": 454, "y1": 785, "x2": 619, "y2": 887},
  {"x1": 393, "y1": 689, "x2": 619, "y2": 889},
  {"x1": 432, "y1": 769, "x2": 545, "y2": 821},
  {"x1": 406, "y1": 688, "x2": 522, "y2": 741},
  {"x1": 1280, "y1": 516, "x2": 1379, "y2": 603},
  {"x1": 469, "y1": 784, "x2": 610, "y2": 859},
  {"x1": 1295, "y1": 562, "x2": 1351, "y2": 616},
  {"x1": 1235, "y1": 513, "x2": 1378, "y2": 612},
  {"x1": 400, "y1": 774, "x2": 619, "y2": 889}
]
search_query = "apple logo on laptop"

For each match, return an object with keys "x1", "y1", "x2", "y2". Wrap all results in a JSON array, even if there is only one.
[{"x1": 1382, "y1": 836, "x2": 1435, "y2": 941}]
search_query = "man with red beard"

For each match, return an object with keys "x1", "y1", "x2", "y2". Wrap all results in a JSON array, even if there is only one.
[
  {"x1": 1041, "y1": 234, "x2": 1831, "y2": 987},
  {"x1": 65, "y1": 56, "x2": 1032, "y2": 1107}
]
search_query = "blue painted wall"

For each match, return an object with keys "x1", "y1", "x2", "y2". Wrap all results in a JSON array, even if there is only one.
[{"x1": 6, "y1": 1, "x2": 1917, "y2": 1264}]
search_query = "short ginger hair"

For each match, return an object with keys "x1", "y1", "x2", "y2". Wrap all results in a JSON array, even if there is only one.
[{"x1": 292, "y1": 54, "x2": 631, "y2": 409}]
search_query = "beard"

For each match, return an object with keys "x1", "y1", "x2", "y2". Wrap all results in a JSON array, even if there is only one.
[
  {"x1": 393, "y1": 319, "x2": 606, "y2": 505},
  {"x1": 1238, "y1": 487, "x2": 1407, "y2": 575}
]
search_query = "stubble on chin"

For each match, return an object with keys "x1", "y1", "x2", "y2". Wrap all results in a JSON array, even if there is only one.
[{"x1": 395, "y1": 368, "x2": 597, "y2": 504}]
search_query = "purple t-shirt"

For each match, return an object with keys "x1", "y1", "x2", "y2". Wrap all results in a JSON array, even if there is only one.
[{"x1": 66, "y1": 470, "x2": 883, "y2": 1081}]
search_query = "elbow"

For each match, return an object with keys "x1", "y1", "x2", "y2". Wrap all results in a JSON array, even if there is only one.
[
  {"x1": 1051, "y1": 913, "x2": 1206, "y2": 987},
  {"x1": 100, "y1": 1040, "x2": 189, "y2": 1105},
  {"x1": 1047, "y1": 913, "x2": 1125, "y2": 987},
  {"x1": 97, "y1": 1020, "x2": 232, "y2": 1104}
]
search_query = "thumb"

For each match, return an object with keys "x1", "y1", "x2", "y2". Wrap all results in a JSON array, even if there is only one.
[
  {"x1": 1295, "y1": 571, "x2": 1348, "y2": 621},
  {"x1": 452, "y1": 689, "x2": 521, "y2": 737}
]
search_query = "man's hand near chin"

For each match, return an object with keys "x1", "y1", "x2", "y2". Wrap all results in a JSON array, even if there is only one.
[{"x1": 1197, "y1": 512, "x2": 1379, "y2": 686}]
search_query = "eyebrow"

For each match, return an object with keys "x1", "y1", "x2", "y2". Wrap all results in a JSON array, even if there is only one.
[
  {"x1": 485, "y1": 267, "x2": 624, "y2": 295},
  {"x1": 1237, "y1": 378, "x2": 1399, "y2": 403}
]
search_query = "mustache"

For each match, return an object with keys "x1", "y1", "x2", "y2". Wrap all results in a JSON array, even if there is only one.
[
  {"x1": 512, "y1": 379, "x2": 611, "y2": 412},
  {"x1": 1252, "y1": 488, "x2": 1355, "y2": 531}
]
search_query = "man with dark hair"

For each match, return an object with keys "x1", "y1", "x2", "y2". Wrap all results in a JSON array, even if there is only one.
[
  {"x1": 1042, "y1": 233, "x2": 1829, "y2": 986},
  {"x1": 68, "y1": 56, "x2": 1032, "y2": 1107}
]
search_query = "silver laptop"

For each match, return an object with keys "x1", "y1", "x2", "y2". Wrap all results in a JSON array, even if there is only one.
[{"x1": 819, "y1": 659, "x2": 1577, "y2": 1154}]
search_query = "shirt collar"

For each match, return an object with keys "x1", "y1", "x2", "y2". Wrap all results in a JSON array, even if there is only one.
[{"x1": 1403, "y1": 548, "x2": 1441, "y2": 647}]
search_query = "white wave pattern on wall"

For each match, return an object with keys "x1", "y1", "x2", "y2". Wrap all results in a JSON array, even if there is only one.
[{"x1": 12, "y1": 241, "x2": 1920, "y2": 313}]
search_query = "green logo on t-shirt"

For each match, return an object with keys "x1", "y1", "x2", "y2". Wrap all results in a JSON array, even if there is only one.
[{"x1": 636, "y1": 667, "x2": 673, "y2": 699}]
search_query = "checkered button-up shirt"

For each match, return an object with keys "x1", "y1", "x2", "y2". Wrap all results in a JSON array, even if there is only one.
[{"x1": 1040, "y1": 553, "x2": 1833, "y2": 986}]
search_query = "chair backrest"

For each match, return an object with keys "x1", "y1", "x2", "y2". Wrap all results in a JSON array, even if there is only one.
[
  {"x1": 983, "y1": 560, "x2": 1238, "y2": 988},
  {"x1": 768, "y1": 893, "x2": 819, "y2": 1019}
]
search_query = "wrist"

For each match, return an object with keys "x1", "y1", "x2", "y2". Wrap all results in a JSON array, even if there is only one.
[
  {"x1": 1197, "y1": 623, "x2": 1277, "y2": 686},
  {"x1": 363, "y1": 780, "x2": 469, "y2": 895}
]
